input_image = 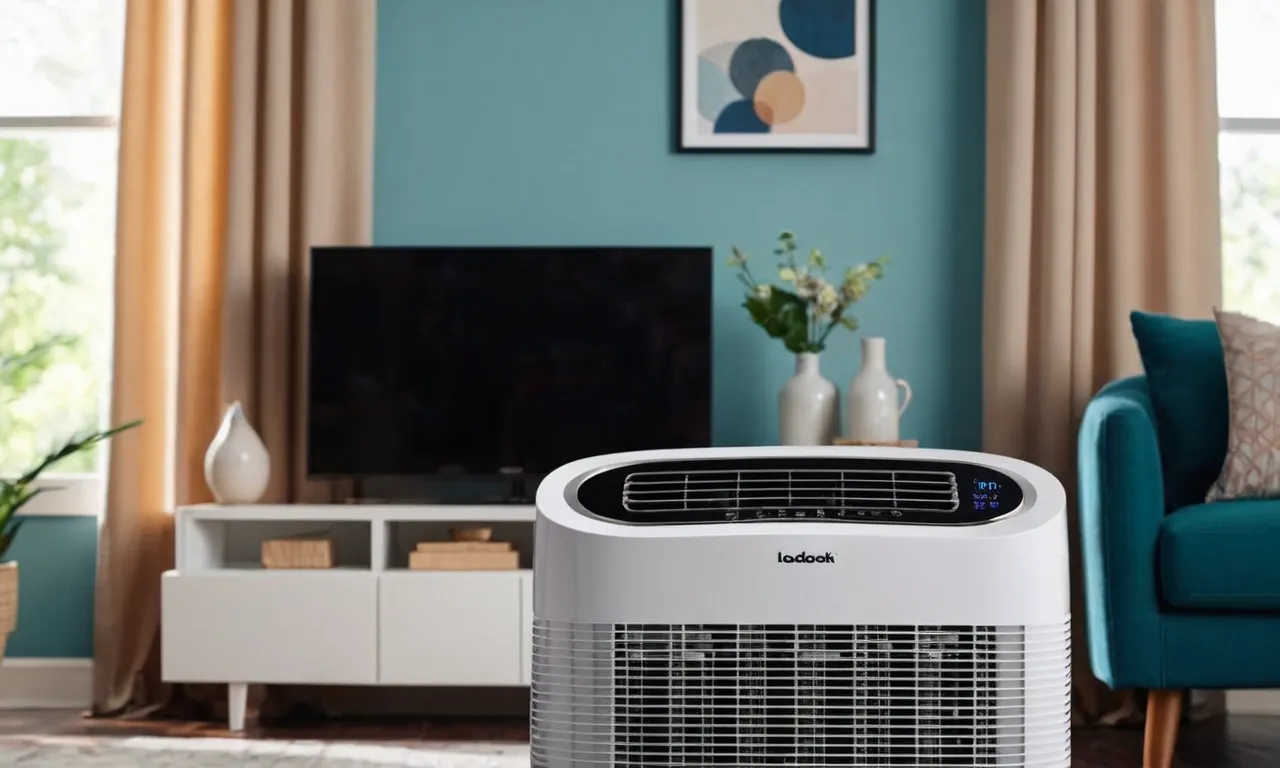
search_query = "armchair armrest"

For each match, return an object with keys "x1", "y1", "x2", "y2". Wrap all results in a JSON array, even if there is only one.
[{"x1": 1078, "y1": 376, "x2": 1167, "y2": 689}]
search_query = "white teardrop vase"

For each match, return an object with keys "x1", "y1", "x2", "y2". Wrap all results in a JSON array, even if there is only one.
[
  {"x1": 204, "y1": 401, "x2": 271, "y2": 504},
  {"x1": 778, "y1": 353, "x2": 840, "y2": 446},
  {"x1": 847, "y1": 337, "x2": 913, "y2": 442}
]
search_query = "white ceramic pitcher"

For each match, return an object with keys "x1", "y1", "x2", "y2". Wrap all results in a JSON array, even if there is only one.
[{"x1": 846, "y1": 337, "x2": 912, "y2": 442}]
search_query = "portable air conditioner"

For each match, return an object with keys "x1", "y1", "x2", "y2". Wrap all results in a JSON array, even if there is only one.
[{"x1": 531, "y1": 446, "x2": 1070, "y2": 768}]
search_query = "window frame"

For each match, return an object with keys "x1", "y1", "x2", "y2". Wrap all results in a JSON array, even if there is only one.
[
  {"x1": 1220, "y1": 117, "x2": 1280, "y2": 133},
  {"x1": 20, "y1": 477, "x2": 106, "y2": 518},
  {"x1": 0, "y1": 111, "x2": 121, "y2": 517}
]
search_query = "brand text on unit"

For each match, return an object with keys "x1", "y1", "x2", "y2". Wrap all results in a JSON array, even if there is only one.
[{"x1": 777, "y1": 552, "x2": 835, "y2": 564}]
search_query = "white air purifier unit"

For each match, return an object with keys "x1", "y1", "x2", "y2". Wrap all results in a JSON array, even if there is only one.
[{"x1": 532, "y1": 446, "x2": 1070, "y2": 768}]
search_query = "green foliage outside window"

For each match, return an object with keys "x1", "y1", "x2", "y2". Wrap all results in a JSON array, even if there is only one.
[
  {"x1": 1221, "y1": 138, "x2": 1280, "y2": 322},
  {"x1": 0, "y1": 138, "x2": 102, "y2": 476}
]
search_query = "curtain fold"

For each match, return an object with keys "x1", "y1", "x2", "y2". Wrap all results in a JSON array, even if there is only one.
[
  {"x1": 93, "y1": 0, "x2": 232, "y2": 715},
  {"x1": 220, "y1": 0, "x2": 374, "y2": 506},
  {"x1": 983, "y1": 0, "x2": 1222, "y2": 724},
  {"x1": 93, "y1": 0, "x2": 374, "y2": 716}
]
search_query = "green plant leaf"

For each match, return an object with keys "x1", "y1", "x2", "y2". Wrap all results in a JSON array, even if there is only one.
[
  {"x1": 0, "y1": 488, "x2": 19, "y2": 535},
  {"x1": 7, "y1": 487, "x2": 43, "y2": 518},
  {"x1": 744, "y1": 288, "x2": 809, "y2": 353},
  {"x1": 0, "y1": 519, "x2": 25, "y2": 562},
  {"x1": 0, "y1": 482, "x2": 34, "y2": 561},
  {"x1": 16, "y1": 419, "x2": 142, "y2": 485},
  {"x1": 0, "y1": 420, "x2": 142, "y2": 558}
]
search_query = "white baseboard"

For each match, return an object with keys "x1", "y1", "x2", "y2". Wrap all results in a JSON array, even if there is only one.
[{"x1": 0, "y1": 658, "x2": 92, "y2": 709}]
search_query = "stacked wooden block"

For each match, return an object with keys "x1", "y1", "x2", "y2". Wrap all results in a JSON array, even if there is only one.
[
  {"x1": 259, "y1": 527, "x2": 518, "y2": 570},
  {"x1": 409, "y1": 527, "x2": 519, "y2": 571},
  {"x1": 262, "y1": 538, "x2": 334, "y2": 569}
]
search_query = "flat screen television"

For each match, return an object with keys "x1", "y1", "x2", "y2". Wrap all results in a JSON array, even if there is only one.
[{"x1": 306, "y1": 246, "x2": 713, "y2": 478}]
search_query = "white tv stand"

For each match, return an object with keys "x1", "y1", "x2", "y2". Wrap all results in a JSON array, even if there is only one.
[{"x1": 160, "y1": 503, "x2": 535, "y2": 731}]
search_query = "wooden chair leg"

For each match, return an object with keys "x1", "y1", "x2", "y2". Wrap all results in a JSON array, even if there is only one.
[{"x1": 1144, "y1": 689, "x2": 1184, "y2": 768}]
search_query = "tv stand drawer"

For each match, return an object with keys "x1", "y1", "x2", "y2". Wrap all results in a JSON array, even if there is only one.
[
  {"x1": 378, "y1": 571, "x2": 523, "y2": 685},
  {"x1": 161, "y1": 572, "x2": 378, "y2": 684}
]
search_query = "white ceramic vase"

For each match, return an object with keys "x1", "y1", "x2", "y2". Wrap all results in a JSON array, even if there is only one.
[
  {"x1": 204, "y1": 401, "x2": 270, "y2": 504},
  {"x1": 847, "y1": 337, "x2": 912, "y2": 442},
  {"x1": 779, "y1": 353, "x2": 840, "y2": 446}
]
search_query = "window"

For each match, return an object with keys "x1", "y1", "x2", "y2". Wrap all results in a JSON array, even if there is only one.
[
  {"x1": 0, "y1": 0, "x2": 126, "y2": 506},
  {"x1": 1218, "y1": 0, "x2": 1280, "y2": 321}
]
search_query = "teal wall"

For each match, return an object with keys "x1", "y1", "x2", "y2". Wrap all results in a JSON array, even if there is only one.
[
  {"x1": 7, "y1": 517, "x2": 96, "y2": 657},
  {"x1": 375, "y1": 0, "x2": 987, "y2": 449},
  {"x1": 10, "y1": 0, "x2": 989, "y2": 659}
]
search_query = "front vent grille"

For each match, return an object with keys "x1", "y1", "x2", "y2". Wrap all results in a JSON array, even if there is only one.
[
  {"x1": 531, "y1": 619, "x2": 1070, "y2": 767},
  {"x1": 622, "y1": 468, "x2": 960, "y2": 520}
]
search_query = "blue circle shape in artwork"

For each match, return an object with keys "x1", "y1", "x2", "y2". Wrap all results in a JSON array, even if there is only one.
[
  {"x1": 780, "y1": 0, "x2": 857, "y2": 59},
  {"x1": 697, "y1": 56, "x2": 740, "y2": 122},
  {"x1": 714, "y1": 99, "x2": 771, "y2": 133},
  {"x1": 728, "y1": 38, "x2": 795, "y2": 99}
]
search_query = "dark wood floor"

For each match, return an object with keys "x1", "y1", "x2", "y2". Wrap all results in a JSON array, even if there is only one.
[
  {"x1": 1073, "y1": 716, "x2": 1279, "y2": 767},
  {"x1": 0, "y1": 710, "x2": 1276, "y2": 766}
]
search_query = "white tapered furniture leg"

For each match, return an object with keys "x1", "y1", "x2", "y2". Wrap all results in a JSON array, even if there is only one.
[{"x1": 228, "y1": 683, "x2": 248, "y2": 732}]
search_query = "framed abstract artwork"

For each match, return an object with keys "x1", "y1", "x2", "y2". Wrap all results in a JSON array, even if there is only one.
[{"x1": 678, "y1": 0, "x2": 875, "y2": 153}]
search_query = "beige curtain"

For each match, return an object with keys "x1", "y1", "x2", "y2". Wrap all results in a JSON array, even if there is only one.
[
  {"x1": 93, "y1": 0, "x2": 374, "y2": 716},
  {"x1": 220, "y1": 0, "x2": 374, "y2": 505},
  {"x1": 984, "y1": 0, "x2": 1222, "y2": 724}
]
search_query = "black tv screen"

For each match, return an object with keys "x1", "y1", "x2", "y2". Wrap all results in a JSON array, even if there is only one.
[{"x1": 307, "y1": 246, "x2": 713, "y2": 477}]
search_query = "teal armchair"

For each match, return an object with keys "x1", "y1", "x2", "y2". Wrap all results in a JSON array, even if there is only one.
[{"x1": 1078, "y1": 374, "x2": 1280, "y2": 766}]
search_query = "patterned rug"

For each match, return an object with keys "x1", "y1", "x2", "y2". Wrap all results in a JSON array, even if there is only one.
[{"x1": 0, "y1": 735, "x2": 531, "y2": 766}]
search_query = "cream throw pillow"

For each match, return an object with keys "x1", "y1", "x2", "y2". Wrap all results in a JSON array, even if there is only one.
[{"x1": 1208, "y1": 308, "x2": 1280, "y2": 501}]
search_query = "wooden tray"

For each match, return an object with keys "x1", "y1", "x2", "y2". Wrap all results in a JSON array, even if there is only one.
[
  {"x1": 832, "y1": 438, "x2": 918, "y2": 448},
  {"x1": 261, "y1": 538, "x2": 334, "y2": 569},
  {"x1": 408, "y1": 550, "x2": 519, "y2": 571}
]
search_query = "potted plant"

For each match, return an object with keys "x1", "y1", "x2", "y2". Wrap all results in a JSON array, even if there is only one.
[
  {"x1": 0, "y1": 423, "x2": 141, "y2": 655},
  {"x1": 0, "y1": 339, "x2": 140, "y2": 656},
  {"x1": 728, "y1": 230, "x2": 887, "y2": 445}
]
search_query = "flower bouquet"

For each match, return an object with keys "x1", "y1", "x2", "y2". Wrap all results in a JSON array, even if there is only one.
[{"x1": 728, "y1": 230, "x2": 886, "y2": 354}]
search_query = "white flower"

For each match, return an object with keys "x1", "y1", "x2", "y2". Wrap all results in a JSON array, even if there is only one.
[
  {"x1": 841, "y1": 266, "x2": 869, "y2": 300},
  {"x1": 755, "y1": 284, "x2": 772, "y2": 299},
  {"x1": 795, "y1": 274, "x2": 822, "y2": 299},
  {"x1": 818, "y1": 282, "x2": 839, "y2": 305},
  {"x1": 816, "y1": 282, "x2": 840, "y2": 317},
  {"x1": 778, "y1": 266, "x2": 798, "y2": 282}
]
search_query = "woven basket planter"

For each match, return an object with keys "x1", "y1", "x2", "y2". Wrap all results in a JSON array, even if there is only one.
[{"x1": 0, "y1": 562, "x2": 17, "y2": 658}]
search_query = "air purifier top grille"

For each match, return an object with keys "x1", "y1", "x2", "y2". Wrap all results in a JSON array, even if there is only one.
[
  {"x1": 624, "y1": 466, "x2": 958, "y2": 514},
  {"x1": 574, "y1": 457, "x2": 1023, "y2": 526}
]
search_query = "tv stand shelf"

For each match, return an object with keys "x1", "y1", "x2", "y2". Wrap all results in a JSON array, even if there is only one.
[{"x1": 162, "y1": 503, "x2": 536, "y2": 730}]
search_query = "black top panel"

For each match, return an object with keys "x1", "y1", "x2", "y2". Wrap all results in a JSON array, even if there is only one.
[{"x1": 575, "y1": 457, "x2": 1023, "y2": 526}]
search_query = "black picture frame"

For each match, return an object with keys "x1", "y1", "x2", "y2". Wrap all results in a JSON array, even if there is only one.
[{"x1": 675, "y1": 0, "x2": 876, "y2": 154}]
